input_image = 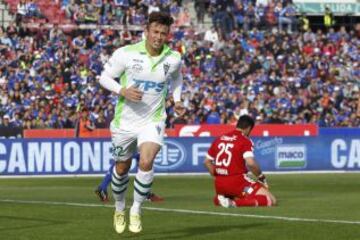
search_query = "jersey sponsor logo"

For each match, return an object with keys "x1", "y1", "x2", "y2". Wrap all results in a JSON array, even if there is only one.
[
  {"x1": 132, "y1": 64, "x2": 143, "y2": 73},
  {"x1": 220, "y1": 135, "x2": 237, "y2": 141},
  {"x1": 163, "y1": 63, "x2": 170, "y2": 76},
  {"x1": 133, "y1": 79, "x2": 165, "y2": 92},
  {"x1": 132, "y1": 59, "x2": 144, "y2": 63},
  {"x1": 276, "y1": 144, "x2": 307, "y2": 169},
  {"x1": 154, "y1": 140, "x2": 186, "y2": 170}
]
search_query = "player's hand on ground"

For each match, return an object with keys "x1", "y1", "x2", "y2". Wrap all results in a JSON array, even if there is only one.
[
  {"x1": 262, "y1": 182, "x2": 269, "y2": 189},
  {"x1": 258, "y1": 174, "x2": 269, "y2": 189},
  {"x1": 120, "y1": 86, "x2": 143, "y2": 102},
  {"x1": 174, "y1": 101, "x2": 186, "y2": 116}
]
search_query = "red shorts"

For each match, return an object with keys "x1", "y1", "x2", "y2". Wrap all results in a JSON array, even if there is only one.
[{"x1": 215, "y1": 174, "x2": 262, "y2": 198}]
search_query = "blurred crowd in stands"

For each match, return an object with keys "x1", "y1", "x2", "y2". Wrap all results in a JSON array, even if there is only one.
[
  {"x1": 13, "y1": 0, "x2": 189, "y2": 26},
  {"x1": 0, "y1": 0, "x2": 359, "y2": 130}
]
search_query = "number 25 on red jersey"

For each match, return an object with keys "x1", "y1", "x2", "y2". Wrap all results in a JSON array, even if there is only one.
[{"x1": 215, "y1": 143, "x2": 234, "y2": 167}]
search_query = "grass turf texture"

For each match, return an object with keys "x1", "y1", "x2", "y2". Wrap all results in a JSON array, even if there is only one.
[{"x1": 0, "y1": 174, "x2": 359, "y2": 240}]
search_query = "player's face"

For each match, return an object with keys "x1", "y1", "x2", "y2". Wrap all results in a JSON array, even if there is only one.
[{"x1": 145, "y1": 22, "x2": 170, "y2": 52}]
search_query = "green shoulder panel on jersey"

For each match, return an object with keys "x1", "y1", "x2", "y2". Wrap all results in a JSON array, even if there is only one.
[
  {"x1": 168, "y1": 50, "x2": 181, "y2": 60},
  {"x1": 123, "y1": 40, "x2": 181, "y2": 60},
  {"x1": 123, "y1": 41, "x2": 145, "y2": 52},
  {"x1": 114, "y1": 72, "x2": 128, "y2": 128}
]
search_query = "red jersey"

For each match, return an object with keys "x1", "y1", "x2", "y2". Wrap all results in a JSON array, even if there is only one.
[{"x1": 206, "y1": 130, "x2": 254, "y2": 176}]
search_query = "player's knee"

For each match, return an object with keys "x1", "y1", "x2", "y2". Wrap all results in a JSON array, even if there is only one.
[
  {"x1": 115, "y1": 162, "x2": 130, "y2": 175},
  {"x1": 115, "y1": 166, "x2": 127, "y2": 176},
  {"x1": 138, "y1": 160, "x2": 153, "y2": 171}
]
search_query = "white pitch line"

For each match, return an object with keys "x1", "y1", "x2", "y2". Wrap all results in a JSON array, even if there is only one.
[{"x1": 1, "y1": 199, "x2": 360, "y2": 225}]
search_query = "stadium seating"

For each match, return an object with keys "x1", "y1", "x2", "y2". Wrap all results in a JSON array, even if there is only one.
[
  {"x1": 4, "y1": 0, "x2": 67, "y2": 23},
  {"x1": 0, "y1": 0, "x2": 359, "y2": 129}
]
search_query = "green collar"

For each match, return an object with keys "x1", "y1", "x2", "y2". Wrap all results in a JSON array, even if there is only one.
[
  {"x1": 138, "y1": 40, "x2": 170, "y2": 57},
  {"x1": 138, "y1": 40, "x2": 171, "y2": 71}
]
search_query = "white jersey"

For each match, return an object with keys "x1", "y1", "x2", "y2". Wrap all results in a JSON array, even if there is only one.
[{"x1": 101, "y1": 40, "x2": 183, "y2": 130}]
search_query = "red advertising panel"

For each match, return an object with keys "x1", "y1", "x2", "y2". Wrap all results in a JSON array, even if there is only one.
[
  {"x1": 173, "y1": 124, "x2": 318, "y2": 137},
  {"x1": 24, "y1": 124, "x2": 318, "y2": 138},
  {"x1": 24, "y1": 129, "x2": 111, "y2": 138}
]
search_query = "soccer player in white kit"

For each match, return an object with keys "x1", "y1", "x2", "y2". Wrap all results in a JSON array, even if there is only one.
[{"x1": 99, "y1": 12, "x2": 185, "y2": 234}]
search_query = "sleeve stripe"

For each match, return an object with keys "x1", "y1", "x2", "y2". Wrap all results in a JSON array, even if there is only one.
[{"x1": 243, "y1": 151, "x2": 254, "y2": 159}]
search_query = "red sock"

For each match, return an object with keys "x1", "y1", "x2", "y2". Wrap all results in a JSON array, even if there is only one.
[
  {"x1": 234, "y1": 195, "x2": 271, "y2": 207},
  {"x1": 234, "y1": 196, "x2": 258, "y2": 207}
]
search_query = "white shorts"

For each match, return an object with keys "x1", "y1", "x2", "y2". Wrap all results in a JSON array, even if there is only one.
[{"x1": 110, "y1": 121, "x2": 165, "y2": 161}]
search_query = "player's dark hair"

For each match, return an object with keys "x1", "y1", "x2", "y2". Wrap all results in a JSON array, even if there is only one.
[
  {"x1": 236, "y1": 115, "x2": 255, "y2": 130},
  {"x1": 147, "y1": 12, "x2": 174, "y2": 27}
]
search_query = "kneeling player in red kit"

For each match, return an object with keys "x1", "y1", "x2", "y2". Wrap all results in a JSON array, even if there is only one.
[{"x1": 204, "y1": 115, "x2": 276, "y2": 208}]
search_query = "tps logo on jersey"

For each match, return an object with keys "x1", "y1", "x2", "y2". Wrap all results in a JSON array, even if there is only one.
[
  {"x1": 154, "y1": 140, "x2": 186, "y2": 170},
  {"x1": 133, "y1": 79, "x2": 165, "y2": 92},
  {"x1": 276, "y1": 144, "x2": 307, "y2": 169}
]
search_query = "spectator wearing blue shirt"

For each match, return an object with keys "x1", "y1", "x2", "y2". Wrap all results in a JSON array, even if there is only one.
[
  {"x1": 278, "y1": 2, "x2": 297, "y2": 33},
  {"x1": 26, "y1": 0, "x2": 43, "y2": 18},
  {"x1": 1, "y1": 5, "x2": 359, "y2": 129},
  {"x1": 206, "y1": 106, "x2": 221, "y2": 124},
  {"x1": 72, "y1": 35, "x2": 86, "y2": 51},
  {"x1": 115, "y1": 0, "x2": 129, "y2": 7},
  {"x1": 0, "y1": 32, "x2": 13, "y2": 48}
]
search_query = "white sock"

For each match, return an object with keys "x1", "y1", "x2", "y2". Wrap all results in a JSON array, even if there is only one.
[
  {"x1": 115, "y1": 200, "x2": 126, "y2": 212},
  {"x1": 131, "y1": 168, "x2": 154, "y2": 215},
  {"x1": 111, "y1": 167, "x2": 129, "y2": 212}
]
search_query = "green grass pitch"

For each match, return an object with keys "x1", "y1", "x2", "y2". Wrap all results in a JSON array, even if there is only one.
[{"x1": 0, "y1": 174, "x2": 359, "y2": 240}]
